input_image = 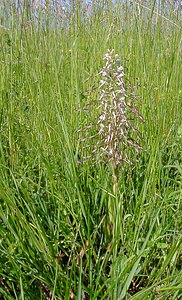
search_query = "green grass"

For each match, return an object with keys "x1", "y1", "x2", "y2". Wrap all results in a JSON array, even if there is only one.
[{"x1": 0, "y1": 1, "x2": 181, "y2": 299}]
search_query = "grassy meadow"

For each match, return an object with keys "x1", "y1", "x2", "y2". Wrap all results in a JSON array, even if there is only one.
[{"x1": 0, "y1": 1, "x2": 181, "y2": 299}]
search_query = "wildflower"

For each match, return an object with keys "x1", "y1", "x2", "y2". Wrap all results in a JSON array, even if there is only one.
[{"x1": 78, "y1": 49, "x2": 144, "y2": 171}]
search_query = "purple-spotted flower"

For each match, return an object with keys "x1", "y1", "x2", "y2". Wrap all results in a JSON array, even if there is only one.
[{"x1": 78, "y1": 49, "x2": 144, "y2": 170}]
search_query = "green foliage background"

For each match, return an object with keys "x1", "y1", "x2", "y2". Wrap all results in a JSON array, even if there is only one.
[{"x1": 0, "y1": 1, "x2": 181, "y2": 299}]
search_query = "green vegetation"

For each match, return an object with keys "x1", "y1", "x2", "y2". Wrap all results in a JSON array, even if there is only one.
[{"x1": 0, "y1": 1, "x2": 181, "y2": 299}]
